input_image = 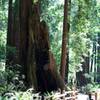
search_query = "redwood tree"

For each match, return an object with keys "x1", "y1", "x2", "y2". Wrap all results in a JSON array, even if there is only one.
[
  {"x1": 60, "y1": 0, "x2": 69, "y2": 81},
  {"x1": 7, "y1": 0, "x2": 65, "y2": 93},
  {"x1": 7, "y1": 0, "x2": 35, "y2": 87}
]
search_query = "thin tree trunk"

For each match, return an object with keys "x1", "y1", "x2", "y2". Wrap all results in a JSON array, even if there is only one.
[
  {"x1": 60, "y1": 0, "x2": 68, "y2": 81},
  {"x1": 7, "y1": 0, "x2": 13, "y2": 46},
  {"x1": 97, "y1": 33, "x2": 100, "y2": 83},
  {"x1": 6, "y1": 0, "x2": 14, "y2": 65}
]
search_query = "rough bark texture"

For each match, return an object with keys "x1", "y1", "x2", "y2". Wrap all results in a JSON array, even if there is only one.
[
  {"x1": 60, "y1": 0, "x2": 68, "y2": 81},
  {"x1": 7, "y1": 0, "x2": 36, "y2": 87},
  {"x1": 7, "y1": 0, "x2": 13, "y2": 45},
  {"x1": 6, "y1": 0, "x2": 14, "y2": 65},
  {"x1": 36, "y1": 22, "x2": 65, "y2": 92},
  {"x1": 65, "y1": 23, "x2": 70, "y2": 83},
  {"x1": 18, "y1": 0, "x2": 30, "y2": 85},
  {"x1": 7, "y1": 0, "x2": 65, "y2": 93},
  {"x1": 32, "y1": 4, "x2": 65, "y2": 92}
]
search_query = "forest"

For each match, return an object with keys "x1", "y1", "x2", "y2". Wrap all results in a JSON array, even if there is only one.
[{"x1": 0, "y1": 0, "x2": 100, "y2": 100}]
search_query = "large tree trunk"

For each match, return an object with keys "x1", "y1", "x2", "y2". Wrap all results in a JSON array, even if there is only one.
[
  {"x1": 7, "y1": 0, "x2": 36, "y2": 88},
  {"x1": 7, "y1": 0, "x2": 65, "y2": 93},
  {"x1": 32, "y1": 2, "x2": 65, "y2": 93},
  {"x1": 18, "y1": 0, "x2": 31, "y2": 85}
]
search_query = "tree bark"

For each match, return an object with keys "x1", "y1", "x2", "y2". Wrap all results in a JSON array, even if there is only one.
[
  {"x1": 32, "y1": 3, "x2": 65, "y2": 92},
  {"x1": 7, "y1": 0, "x2": 65, "y2": 92},
  {"x1": 7, "y1": 0, "x2": 36, "y2": 87},
  {"x1": 97, "y1": 33, "x2": 100, "y2": 83},
  {"x1": 60, "y1": 0, "x2": 68, "y2": 81},
  {"x1": 6, "y1": 0, "x2": 14, "y2": 65}
]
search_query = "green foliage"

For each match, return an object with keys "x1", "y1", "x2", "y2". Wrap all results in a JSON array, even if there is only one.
[
  {"x1": 68, "y1": 0, "x2": 100, "y2": 78},
  {"x1": 0, "y1": 64, "x2": 26, "y2": 95},
  {"x1": 0, "y1": 0, "x2": 8, "y2": 95},
  {"x1": 0, "y1": 23, "x2": 6, "y2": 61},
  {"x1": 0, "y1": 69, "x2": 17, "y2": 95},
  {"x1": 82, "y1": 83, "x2": 100, "y2": 93},
  {"x1": 0, "y1": 0, "x2": 7, "y2": 61},
  {"x1": 0, "y1": 88, "x2": 41, "y2": 100}
]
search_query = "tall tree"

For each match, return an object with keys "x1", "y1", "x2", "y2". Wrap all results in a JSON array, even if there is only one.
[
  {"x1": 60, "y1": 0, "x2": 68, "y2": 81},
  {"x1": 97, "y1": 33, "x2": 100, "y2": 83},
  {"x1": 7, "y1": 0, "x2": 65, "y2": 92},
  {"x1": 6, "y1": 0, "x2": 36, "y2": 87},
  {"x1": 32, "y1": 2, "x2": 65, "y2": 93},
  {"x1": 6, "y1": 0, "x2": 14, "y2": 65}
]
